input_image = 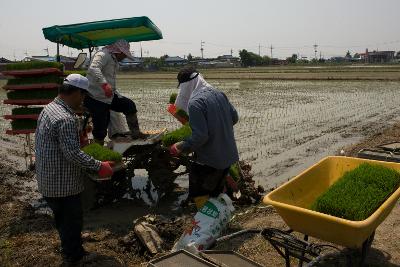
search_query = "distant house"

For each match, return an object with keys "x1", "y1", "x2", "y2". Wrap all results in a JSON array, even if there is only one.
[
  {"x1": 119, "y1": 57, "x2": 144, "y2": 70},
  {"x1": 217, "y1": 55, "x2": 241, "y2": 67},
  {"x1": 359, "y1": 49, "x2": 395, "y2": 63},
  {"x1": 164, "y1": 56, "x2": 188, "y2": 66}
]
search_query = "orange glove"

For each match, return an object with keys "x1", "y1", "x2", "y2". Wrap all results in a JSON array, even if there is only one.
[
  {"x1": 101, "y1": 83, "x2": 113, "y2": 98},
  {"x1": 98, "y1": 161, "x2": 114, "y2": 178}
]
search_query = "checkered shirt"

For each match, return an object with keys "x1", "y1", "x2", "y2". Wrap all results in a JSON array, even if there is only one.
[{"x1": 35, "y1": 97, "x2": 101, "y2": 197}]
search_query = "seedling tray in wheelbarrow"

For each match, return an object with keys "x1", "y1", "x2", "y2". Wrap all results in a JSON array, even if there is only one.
[{"x1": 263, "y1": 156, "x2": 400, "y2": 248}]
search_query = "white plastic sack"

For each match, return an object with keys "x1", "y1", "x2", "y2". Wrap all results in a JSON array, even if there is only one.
[{"x1": 172, "y1": 193, "x2": 235, "y2": 251}]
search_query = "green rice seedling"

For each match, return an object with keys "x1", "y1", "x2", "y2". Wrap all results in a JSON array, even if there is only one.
[
  {"x1": 64, "y1": 70, "x2": 87, "y2": 77},
  {"x1": 229, "y1": 162, "x2": 241, "y2": 181},
  {"x1": 11, "y1": 119, "x2": 37, "y2": 130},
  {"x1": 5, "y1": 61, "x2": 63, "y2": 71},
  {"x1": 175, "y1": 108, "x2": 189, "y2": 121},
  {"x1": 169, "y1": 93, "x2": 178, "y2": 104},
  {"x1": 311, "y1": 163, "x2": 400, "y2": 221},
  {"x1": 82, "y1": 143, "x2": 123, "y2": 162},
  {"x1": 6, "y1": 75, "x2": 62, "y2": 86},
  {"x1": 161, "y1": 124, "x2": 192, "y2": 147},
  {"x1": 7, "y1": 89, "x2": 58, "y2": 100},
  {"x1": 12, "y1": 107, "x2": 43, "y2": 115}
]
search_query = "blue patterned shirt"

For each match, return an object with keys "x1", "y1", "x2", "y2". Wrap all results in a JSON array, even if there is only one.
[{"x1": 35, "y1": 97, "x2": 101, "y2": 197}]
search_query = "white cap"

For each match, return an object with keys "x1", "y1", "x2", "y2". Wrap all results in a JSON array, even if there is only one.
[{"x1": 63, "y1": 74, "x2": 89, "y2": 91}]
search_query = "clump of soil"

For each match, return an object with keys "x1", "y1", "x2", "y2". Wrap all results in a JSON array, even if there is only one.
[
  {"x1": 234, "y1": 161, "x2": 266, "y2": 206},
  {"x1": 118, "y1": 214, "x2": 191, "y2": 260}
]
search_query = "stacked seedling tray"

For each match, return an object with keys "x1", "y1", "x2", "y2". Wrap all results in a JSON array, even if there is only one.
[{"x1": 2, "y1": 61, "x2": 63, "y2": 135}]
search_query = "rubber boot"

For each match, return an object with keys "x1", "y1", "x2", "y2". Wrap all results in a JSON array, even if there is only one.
[{"x1": 126, "y1": 113, "x2": 148, "y2": 140}]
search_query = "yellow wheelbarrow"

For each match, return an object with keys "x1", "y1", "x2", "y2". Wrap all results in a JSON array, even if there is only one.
[{"x1": 263, "y1": 156, "x2": 400, "y2": 266}]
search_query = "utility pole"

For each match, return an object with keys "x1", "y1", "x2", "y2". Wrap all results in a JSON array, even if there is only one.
[
  {"x1": 200, "y1": 41, "x2": 205, "y2": 59},
  {"x1": 270, "y1": 45, "x2": 274, "y2": 58},
  {"x1": 230, "y1": 49, "x2": 233, "y2": 56},
  {"x1": 140, "y1": 42, "x2": 143, "y2": 59},
  {"x1": 313, "y1": 43, "x2": 318, "y2": 60},
  {"x1": 258, "y1": 44, "x2": 261, "y2": 56}
]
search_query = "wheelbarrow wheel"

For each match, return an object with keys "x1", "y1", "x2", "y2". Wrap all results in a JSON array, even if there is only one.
[{"x1": 308, "y1": 232, "x2": 375, "y2": 267}]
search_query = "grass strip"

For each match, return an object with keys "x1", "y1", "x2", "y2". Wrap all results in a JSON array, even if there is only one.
[
  {"x1": 6, "y1": 75, "x2": 62, "y2": 86},
  {"x1": 7, "y1": 89, "x2": 58, "y2": 100},
  {"x1": 311, "y1": 163, "x2": 400, "y2": 221},
  {"x1": 82, "y1": 143, "x2": 123, "y2": 162},
  {"x1": 161, "y1": 124, "x2": 192, "y2": 147},
  {"x1": 12, "y1": 107, "x2": 44, "y2": 115},
  {"x1": 11, "y1": 119, "x2": 37, "y2": 130},
  {"x1": 5, "y1": 61, "x2": 63, "y2": 71}
]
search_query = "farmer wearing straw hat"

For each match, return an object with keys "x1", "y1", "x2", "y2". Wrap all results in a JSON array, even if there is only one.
[{"x1": 85, "y1": 39, "x2": 147, "y2": 144}]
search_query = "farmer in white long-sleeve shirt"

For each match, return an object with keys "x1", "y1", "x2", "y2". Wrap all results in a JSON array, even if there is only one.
[{"x1": 85, "y1": 39, "x2": 146, "y2": 144}]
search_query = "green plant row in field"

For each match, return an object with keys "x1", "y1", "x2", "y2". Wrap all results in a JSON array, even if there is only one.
[
  {"x1": 5, "y1": 61, "x2": 63, "y2": 71},
  {"x1": 11, "y1": 119, "x2": 37, "y2": 130},
  {"x1": 311, "y1": 163, "x2": 400, "y2": 221},
  {"x1": 161, "y1": 124, "x2": 192, "y2": 147},
  {"x1": 7, "y1": 89, "x2": 58, "y2": 100},
  {"x1": 11, "y1": 107, "x2": 44, "y2": 115},
  {"x1": 6, "y1": 75, "x2": 62, "y2": 86},
  {"x1": 82, "y1": 143, "x2": 123, "y2": 162}
]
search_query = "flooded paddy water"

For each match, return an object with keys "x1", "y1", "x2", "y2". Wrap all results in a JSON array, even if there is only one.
[{"x1": 2, "y1": 79, "x2": 400, "y2": 189}]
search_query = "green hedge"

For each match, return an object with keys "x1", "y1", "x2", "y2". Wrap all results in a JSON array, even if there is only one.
[
  {"x1": 12, "y1": 107, "x2": 44, "y2": 115},
  {"x1": 5, "y1": 61, "x2": 63, "y2": 71},
  {"x1": 6, "y1": 75, "x2": 62, "y2": 86},
  {"x1": 11, "y1": 119, "x2": 37, "y2": 130},
  {"x1": 161, "y1": 124, "x2": 192, "y2": 147},
  {"x1": 82, "y1": 143, "x2": 123, "y2": 162},
  {"x1": 311, "y1": 163, "x2": 400, "y2": 221},
  {"x1": 7, "y1": 89, "x2": 58, "y2": 100}
]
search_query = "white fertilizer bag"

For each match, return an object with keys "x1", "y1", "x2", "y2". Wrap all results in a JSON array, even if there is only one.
[{"x1": 172, "y1": 193, "x2": 235, "y2": 251}]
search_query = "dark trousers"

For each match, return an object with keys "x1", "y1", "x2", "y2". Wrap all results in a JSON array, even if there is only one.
[
  {"x1": 84, "y1": 94, "x2": 137, "y2": 140},
  {"x1": 45, "y1": 194, "x2": 84, "y2": 262},
  {"x1": 189, "y1": 162, "x2": 229, "y2": 198}
]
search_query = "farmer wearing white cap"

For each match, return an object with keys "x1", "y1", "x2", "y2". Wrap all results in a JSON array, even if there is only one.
[
  {"x1": 35, "y1": 74, "x2": 114, "y2": 265},
  {"x1": 85, "y1": 39, "x2": 147, "y2": 144}
]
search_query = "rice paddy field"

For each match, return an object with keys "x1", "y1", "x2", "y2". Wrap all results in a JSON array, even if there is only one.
[{"x1": 2, "y1": 78, "x2": 400, "y2": 188}]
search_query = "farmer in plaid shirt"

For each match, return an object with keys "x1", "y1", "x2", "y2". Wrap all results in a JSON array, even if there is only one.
[{"x1": 35, "y1": 74, "x2": 114, "y2": 266}]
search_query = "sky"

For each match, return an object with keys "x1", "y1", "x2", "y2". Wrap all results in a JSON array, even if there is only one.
[{"x1": 0, "y1": 0, "x2": 399, "y2": 60}]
